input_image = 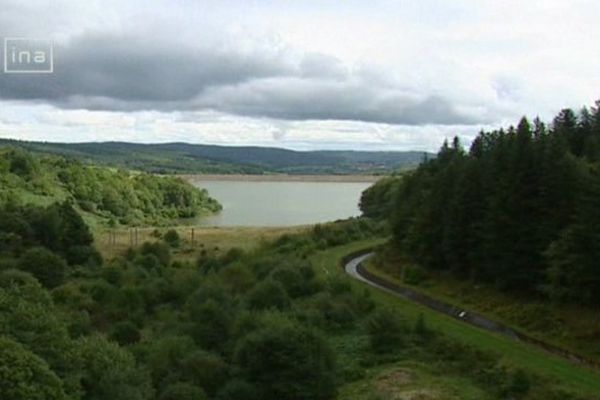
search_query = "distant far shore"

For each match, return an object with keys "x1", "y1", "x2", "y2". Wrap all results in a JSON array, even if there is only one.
[{"x1": 182, "y1": 174, "x2": 383, "y2": 183}]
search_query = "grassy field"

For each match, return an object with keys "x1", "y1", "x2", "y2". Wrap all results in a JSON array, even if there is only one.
[
  {"x1": 338, "y1": 360, "x2": 492, "y2": 400},
  {"x1": 364, "y1": 252, "x2": 600, "y2": 365},
  {"x1": 93, "y1": 225, "x2": 311, "y2": 261},
  {"x1": 310, "y1": 240, "x2": 600, "y2": 398}
]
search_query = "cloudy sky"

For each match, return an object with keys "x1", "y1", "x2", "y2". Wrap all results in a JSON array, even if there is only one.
[{"x1": 0, "y1": 0, "x2": 598, "y2": 151}]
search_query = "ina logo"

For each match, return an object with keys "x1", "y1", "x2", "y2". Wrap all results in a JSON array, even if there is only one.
[{"x1": 3, "y1": 38, "x2": 53, "y2": 73}]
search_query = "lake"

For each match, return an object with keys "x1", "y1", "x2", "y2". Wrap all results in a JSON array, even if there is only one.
[{"x1": 192, "y1": 179, "x2": 373, "y2": 227}]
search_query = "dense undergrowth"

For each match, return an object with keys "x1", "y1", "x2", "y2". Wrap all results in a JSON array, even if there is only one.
[{"x1": 0, "y1": 203, "x2": 597, "y2": 399}]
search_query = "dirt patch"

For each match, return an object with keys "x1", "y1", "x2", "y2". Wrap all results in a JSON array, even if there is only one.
[
  {"x1": 375, "y1": 369, "x2": 413, "y2": 398},
  {"x1": 395, "y1": 389, "x2": 442, "y2": 400},
  {"x1": 375, "y1": 369, "x2": 444, "y2": 400}
]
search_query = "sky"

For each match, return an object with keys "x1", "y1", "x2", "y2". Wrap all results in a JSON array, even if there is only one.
[{"x1": 0, "y1": 0, "x2": 598, "y2": 151}]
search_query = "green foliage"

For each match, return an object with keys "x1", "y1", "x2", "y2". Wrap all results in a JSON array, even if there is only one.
[
  {"x1": 402, "y1": 264, "x2": 426, "y2": 285},
  {"x1": 360, "y1": 176, "x2": 402, "y2": 219},
  {"x1": 188, "y1": 299, "x2": 233, "y2": 350},
  {"x1": 145, "y1": 335, "x2": 197, "y2": 389},
  {"x1": 215, "y1": 379, "x2": 258, "y2": 400},
  {"x1": 500, "y1": 369, "x2": 531, "y2": 399},
  {"x1": 6, "y1": 148, "x2": 39, "y2": 179},
  {"x1": 180, "y1": 350, "x2": 229, "y2": 396},
  {"x1": 139, "y1": 241, "x2": 171, "y2": 266},
  {"x1": 385, "y1": 100, "x2": 600, "y2": 304},
  {"x1": 234, "y1": 318, "x2": 337, "y2": 400},
  {"x1": 246, "y1": 279, "x2": 291, "y2": 310},
  {"x1": 109, "y1": 321, "x2": 141, "y2": 346},
  {"x1": 0, "y1": 174, "x2": 589, "y2": 400},
  {"x1": 0, "y1": 336, "x2": 66, "y2": 400},
  {"x1": 17, "y1": 247, "x2": 67, "y2": 288},
  {"x1": 76, "y1": 335, "x2": 153, "y2": 400},
  {"x1": 0, "y1": 147, "x2": 222, "y2": 225},
  {"x1": 413, "y1": 313, "x2": 433, "y2": 343},
  {"x1": 0, "y1": 139, "x2": 427, "y2": 175},
  {"x1": 367, "y1": 308, "x2": 406, "y2": 353},
  {"x1": 163, "y1": 229, "x2": 181, "y2": 247},
  {"x1": 159, "y1": 382, "x2": 207, "y2": 400}
]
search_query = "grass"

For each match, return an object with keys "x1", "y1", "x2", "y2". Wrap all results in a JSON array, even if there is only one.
[
  {"x1": 310, "y1": 240, "x2": 600, "y2": 398},
  {"x1": 364, "y1": 252, "x2": 600, "y2": 364},
  {"x1": 94, "y1": 225, "x2": 311, "y2": 261},
  {"x1": 338, "y1": 361, "x2": 492, "y2": 400}
]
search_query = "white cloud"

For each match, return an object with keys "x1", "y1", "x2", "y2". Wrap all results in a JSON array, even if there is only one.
[{"x1": 0, "y1": 0, "x2": 598, "y2": 151}]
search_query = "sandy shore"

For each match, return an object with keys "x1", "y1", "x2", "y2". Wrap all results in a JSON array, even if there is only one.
[{"x1": 182, "y1": 174, "x2": 383, "y2": 183}]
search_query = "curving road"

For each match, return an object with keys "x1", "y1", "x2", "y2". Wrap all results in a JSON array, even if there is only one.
[{"x1": 344, "y1": 252, "x2": 598, "y2": 369}]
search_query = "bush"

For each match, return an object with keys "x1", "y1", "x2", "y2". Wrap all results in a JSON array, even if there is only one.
[
  {"x1": 76, "y1": 335, "x2": 153, "y2": 400},
  {"x1": 159, "y1": 383, "x2": 207, "y2": 400},
  {"x1": 246, "y1": 279, "x2": 290, "y2": 311},
  {"x1": 109, "y1": 321, "x2": 141, "y2": 346},
  {"x1": 500, "y1": 369, "x2": 531, "y2": 399},
  {"x1": 163, "y1": 229, "x2": 180, "y2": 248},
  {"x1": 0, "y1": 336, "x2": 66, "y2": 400},
  {"x1": 216, "y1": 379, "x2": 258, "y2": 400},
  {"x1": 65, "y1": 245, "x2": 103, "y2": 267},
  {"x1": 269, "y1": 266, "x2": 305, "y2": 297},
  {"x1": 140, "y1": 241, "x2": 171, "y2": 267},
  {"x1": 188, "y1": 299, "x2": 232, "y2": 351},
  {"x1": 413, "y1": 313, "x2": 433, "y2": 342},
  {"x1": 234, "y1": 319, "x2": 337, "y2": 400},
  {"x1": 17, "y1": 247, "x2": 67, "y2": 288},
  {"x1": 367, "y1": 308, "x2": 406, "y2": 353},
  {"x1": 402, "y1": 264, "x2": 427, "y2": 285},
  {"x1": 181, "y1": 350, "x2": 229, "y2": 396},
  {"x1": 145, "y1": 335, "x2": 196, "y2": 388}
]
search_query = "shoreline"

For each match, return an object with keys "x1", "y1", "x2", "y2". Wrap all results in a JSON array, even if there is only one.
[{"x1": 182, "y1": 174, "x2": 383, "y2": 183}]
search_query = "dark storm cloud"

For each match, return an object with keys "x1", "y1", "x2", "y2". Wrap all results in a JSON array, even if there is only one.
[
  {"x1": 0, "y1": 34, "x2": 291, "y2": 103},
  {"x1": 196, "y1": 79, "x2": 474, "y2": 125},
  {"x1": 0, "y1": 32, "x2": 476, "y2": 125}
]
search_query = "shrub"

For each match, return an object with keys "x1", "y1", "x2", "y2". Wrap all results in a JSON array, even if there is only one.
[
  {"x1": 109, "y1": 321, "x2": 141, "y2": 346},
  {"x1": 413, "y1": 313, "x2": 433, "y2": 342},
  {"x1": 269, "y1": 266, "x2": 305, "y2": 297},
  {"x1": 246, "y1": 279, "x2": 290, "y2": 311},
  {"x1": 216, "y1": 379, "x2": 258, "y2": 400},
  {"x1": 0, "y1": 336, "x2": 66, "y2": 400},
  {"x1": 159, "y1": 383, "x2": 207, "y2": 400},
  {"x1": 17, "y1": 247, "x2": 67, "y2": 288},
  {"x1": 65, "y1": 245, "x2": 103, "y2": 267},
  {"x1": 234, "y1": 319, "x2": 337, "y2": 400},
  {"x1": 181, "y1": 350, "x2": 229, "y2": 396},
  {"x1": 140, "y1": 241, "x2": 171, "y2": 267},
  {"x1": 163, "y1": 229, "x2": 180, "y2": 248},
  {"x1": 76, "y1": 335, "x2": 153, "y2": 400},
  {"x1": 402, "y1": 264, "x2": 427, "y2": 285},
  {"x1": 367, "y1": 308, "x2": 406, "y2": 353},
  {"x1": 500, "y1": 369, "x2": 531, "y2": 399},
  {"x1": 145, "y1": 335, "x2": 196, "y2": 388},
  {"x1": 189, "y1": 299, "x2": 232, "y2": 351}
]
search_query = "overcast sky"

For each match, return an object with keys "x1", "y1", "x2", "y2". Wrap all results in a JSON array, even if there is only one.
[{"x1": 0, "y1": 0, "x2": 598, "y2": 151}]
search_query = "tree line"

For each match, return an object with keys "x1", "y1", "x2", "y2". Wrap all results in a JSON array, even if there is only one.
[{"x1": 385, "y1": 101, "x2": 600, "y2": 306}]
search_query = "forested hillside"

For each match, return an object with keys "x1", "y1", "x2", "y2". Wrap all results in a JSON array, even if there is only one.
[
  {"x1": 3, "y1": 206, "x2": 593, "y2": 399},
  {"x1": 387, "y1": 101, "x2": 600, "y2": 305},
  {"x1": 0, "y1": 147, "x2": 221, "y2": 226},
  {"x1": 0, "y1": 139, "x2": 429, "y2": 175}
]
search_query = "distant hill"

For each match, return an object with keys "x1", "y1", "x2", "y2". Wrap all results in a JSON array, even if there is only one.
[{"x1": 0, "y1": 139, "x2": 430, "y2": 175}]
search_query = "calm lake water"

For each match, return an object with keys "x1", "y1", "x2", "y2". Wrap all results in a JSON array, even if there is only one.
[{"x1": 194, "y1": 180, "x2": 372, "y2": 227}]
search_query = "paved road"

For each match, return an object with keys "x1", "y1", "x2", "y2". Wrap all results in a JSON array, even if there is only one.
[{"x1": 344, "y1": 252, "x2": 598, "y2": 369}]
